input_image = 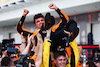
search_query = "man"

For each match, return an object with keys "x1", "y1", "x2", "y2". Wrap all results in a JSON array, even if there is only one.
[
  {"x1": 16, "y1": 10, "x2": 44, "y2": 37},
  {"x1": 1, "y1": 57, "x2": 15, "y2": 66},
  {"x1": 94, "y1": 60, "x2": 100, "y2": 67},
  {"x1": 53, "y1": 51, "x2": 67, "y2": 67},
  {"x1": 16, "y1": 3, "x2": 70, "y2": 51},
  {"x1": 16, "y1": 3, "x2": 69, "y2": 40},
  {"x1": 86, "y1": 61, "x2": 97, "y2": 67}
]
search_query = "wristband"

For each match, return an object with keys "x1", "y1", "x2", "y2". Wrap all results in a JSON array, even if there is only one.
[{"x1": 22, "y1": 42, "x2": 26, "y2": 43}]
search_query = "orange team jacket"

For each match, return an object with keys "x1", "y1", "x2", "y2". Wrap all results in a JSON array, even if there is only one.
[{"x1": 16, "y1": 8, "x2": 69, "y2": 38}]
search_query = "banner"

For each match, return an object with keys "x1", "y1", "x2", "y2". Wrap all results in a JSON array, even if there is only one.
[{"x1": 0, "y1": 0, "x2": 22, "y2": 6}]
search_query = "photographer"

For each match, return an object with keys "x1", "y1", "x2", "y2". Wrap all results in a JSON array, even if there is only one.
[
  {"x1": 0, "y1": 50, "x2": 7, "y2": 64},
  {"x1": 1, "y1": 57, "x2": 14, "y2": 66},
  {"x1": 0, "y1": 39, "x2": 19, "y2": 65}
]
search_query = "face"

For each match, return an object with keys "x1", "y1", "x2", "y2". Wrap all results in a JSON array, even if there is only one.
[
  {"x1": 55, "y1": 56, "x2": 67, "y2": 67},
  {"x1": 35, "y1": 17, "x2": 44, "y2": 29}
]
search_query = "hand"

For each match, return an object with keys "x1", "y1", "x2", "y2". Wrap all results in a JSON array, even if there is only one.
[
  {"x1": 2, "y1": 50, "x2": 7, "y2": 57},
  {"x1": 31, "y1": 35, "x2": 36, "y2": 51},
  {"x1": 36, "y1": 33, "x2": 43, "y2": 44},
  {"x1": 31, "y1": 35, "x2": 35, "y2": 45},
  {"x1": 78, "y1": 46, "x2": 83, "y2": 56},
  {"x1": 27, "y1": 34, "x2": 33, "y2": 46},
  {"x1": 48, "y1": 3, "x2": 58, "y2": 10},
  {"x1": 64, "y1": 30, "x2": 71, "y2": 36},
  {"x1": 23, "y1": 9, "x2": 29, "y2": 17},
  {"x1": 21, "y1": 32, "x2": 26, "y2": 42}
]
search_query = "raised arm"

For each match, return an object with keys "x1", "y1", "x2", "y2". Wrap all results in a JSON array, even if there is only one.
[
  {"x1": 19, "y1": 32, "x2": 27, "y2": 53},
  {"x1": 49, "y1": 3, "x2": 69, "y2": 32},
  {"x1": 49, "y1": 3, "x2": 69, "y2": 24},
  {"x1": 21, "y1": 34, "x2": 34, "y2": 55},
  {"x1": 35, "y1": 33, "x2": 43, "y2": 67},
  {"x1": 16, "y1": 9, "x2": 33, "y2": 38}
]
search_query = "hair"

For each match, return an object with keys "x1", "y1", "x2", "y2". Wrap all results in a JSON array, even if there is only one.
[
  {"x1": 86, "y1": 60, "x2": 97, "y2": 67},
  {"x1": 1, "y1": 57, "x2": 12, "y2": 66},
  {"x1": 54, "y1": 51, "x2": 66, "y2": 59},
  {"x1": 94, "y1": 60, "x2": 100, "y2": 63},
  {"x1": 33, "y1": 13, "x2": 44, "y2": 24}
]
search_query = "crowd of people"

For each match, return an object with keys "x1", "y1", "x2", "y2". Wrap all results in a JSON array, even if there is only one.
[{"x1": 0, "y1": 3, "x2": 100, "y2": 67}]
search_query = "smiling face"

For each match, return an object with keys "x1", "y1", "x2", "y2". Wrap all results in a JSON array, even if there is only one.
[
  {"x1": 55, "y1": 55, "x2": 67, "y2": 67},
  {"x1": 35, "y1": 17, "x2": 44, "y2": 29}
]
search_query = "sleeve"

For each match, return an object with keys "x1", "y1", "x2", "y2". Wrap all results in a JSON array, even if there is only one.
[
  {"x1": 16, "y1": 46, "x2": 21, "y2": 60},
  {"x1": 16, "y1": 53, "x2": 20, "y2": 60},
  {"x1": 52, "y1": 8, "x2": 69, "y2": 32},
  {"x1": 56, "y1": 8, "x2": 69, "y2": 23},
  {"x1": 16, "y1": 16, "x2": 33, "y2": 38},
  {"x1": 30, "y1": 54, "x2": 37, "y2": 63}
]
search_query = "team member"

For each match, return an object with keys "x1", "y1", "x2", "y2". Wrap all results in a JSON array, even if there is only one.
[
  {"x1": 53, "y1": 51, "x2": 67, "y2": 67},
  {"x1": 16, "y1": 10, "x2": 44, "y2": 37},
  {"x1": 16, "y1": 3, "x2": 69, "y2": 42}
]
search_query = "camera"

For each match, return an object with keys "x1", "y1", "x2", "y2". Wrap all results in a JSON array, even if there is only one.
[
  {"x1": 16, "y1": 51, "x2": 35, "y2": 67},
  {"x1": 0, "y1": 39, "x2": 19, "y2": 56}
]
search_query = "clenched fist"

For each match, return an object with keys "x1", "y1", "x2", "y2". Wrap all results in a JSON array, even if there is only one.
[
  {"x1": 48, "y1": 3, "x2": 58, "y2": 10},
  {"x1": 23, "y1": 9, "x2": 29, "y2": 17}
]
